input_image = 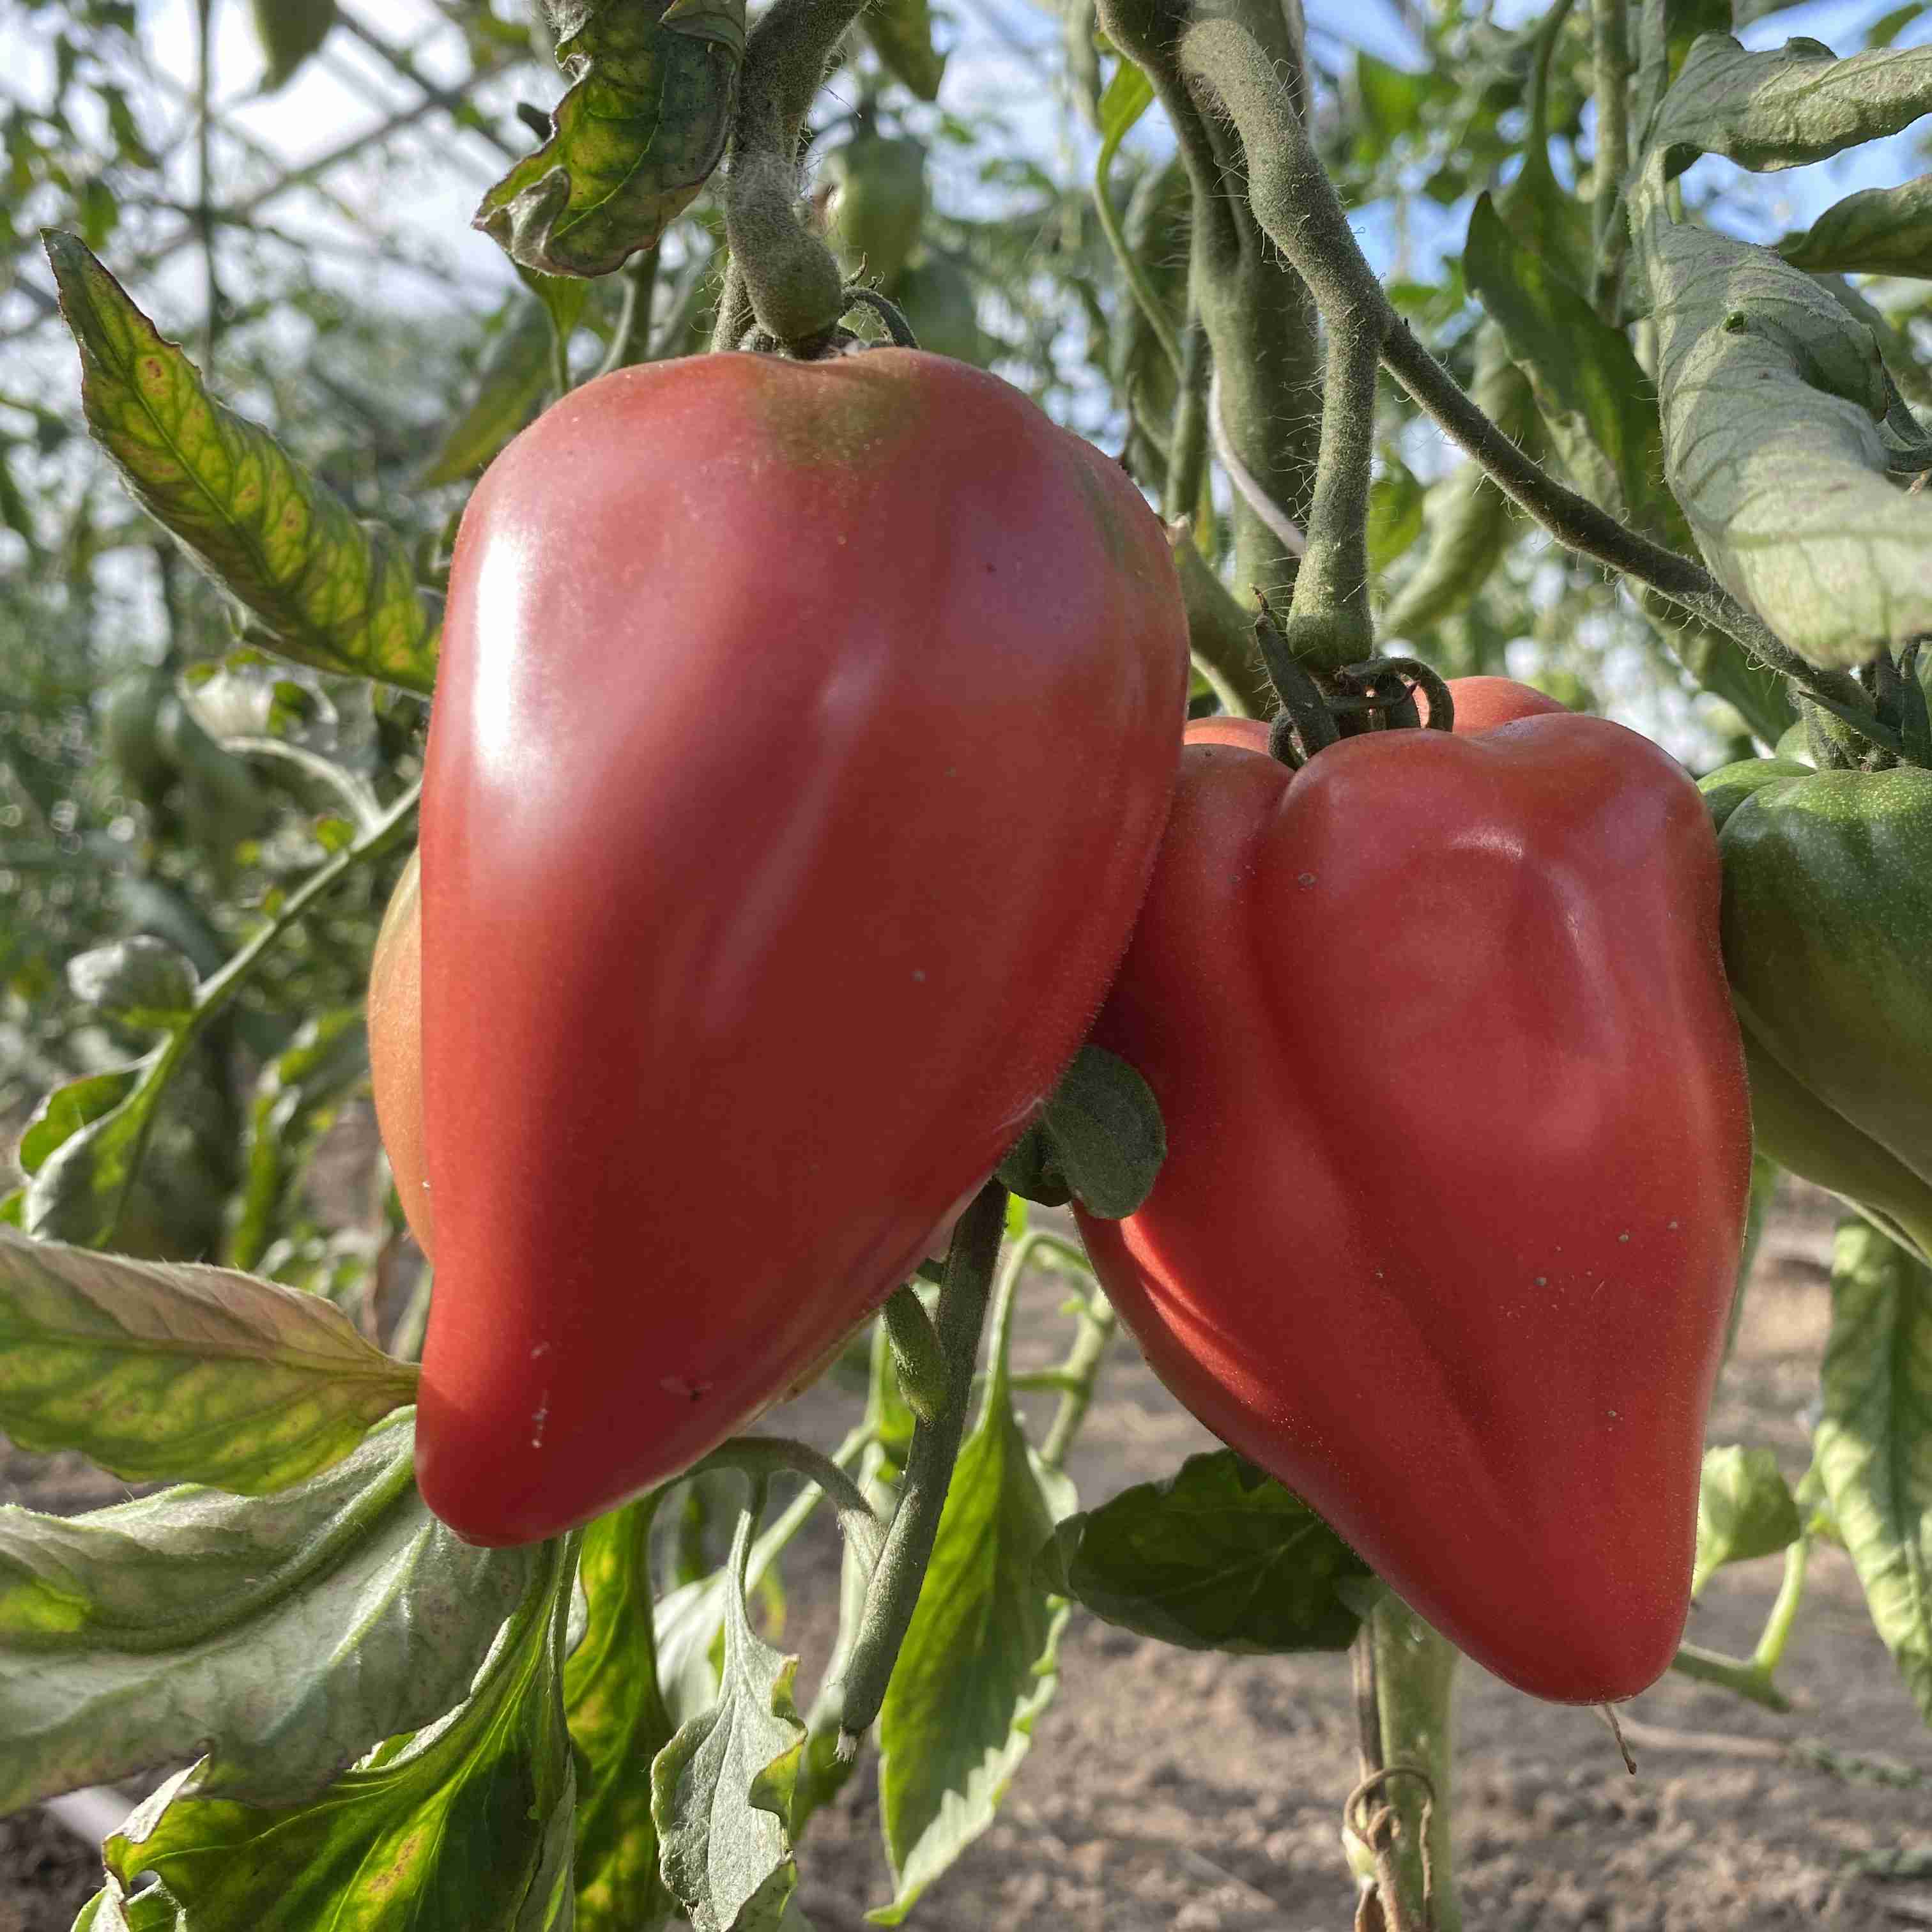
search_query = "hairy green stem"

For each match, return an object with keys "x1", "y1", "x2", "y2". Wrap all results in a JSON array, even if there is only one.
[
  {"x1": 1040, "y1": 1286, "x2": 1114, "y2": 1473},
  {"x1": 1284, "y1": 319, "x2": 1379, "y2": 673},
  {"x1": 836, "y1": 1183, "x2": 1008, "y2": 1747},
  {"x1": 687, "y1": 1435, "x2": 887, "y2": 1570},
  {"x1": 1591, "y1": 0, "x2": 1634, "y2": 319},
  {"x1": 711, "y1": 0, "x2": 860, "y2": 350},
  {"x1": 1163, "y1": 312, "x2": 1211, "y2": 526},
  {"x1": 1671, "y1": 1642, "x2": 1793, "y2": 1711},
  {"x1": 595, "y1": 243, "x2": 661, "y2": 378},
  {"x1": 1173, "y1": 17, "x2": 1841, "y2": 687},
  {"x1": 1096, "y1": 120, "x2": 1184, "y2": 383},
  {"x1": 1363, "y1": 1602, "x2": 1462, "y2": 1932},
  {"x1": 1750, "y1": 1537, "x2": 1810, "y2": 1677},
  {"x1": 882, "y1": 1283, "x2": 947, "y2": 1422},
  {"x1": 1096, "y1": 0, "x2": 1321, "y2": 605}
]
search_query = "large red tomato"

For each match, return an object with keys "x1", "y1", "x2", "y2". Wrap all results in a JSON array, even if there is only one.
[
  {"x1": 396, "y1": 349, "x2": 1188, "y2": 1545},
  {"x1": 1075, "y1": 680, "x2": 1750, "y2": 1701}
]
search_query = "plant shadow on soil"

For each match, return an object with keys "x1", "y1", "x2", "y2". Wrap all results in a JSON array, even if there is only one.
[{"x1": 3, "y1": 1182, "x2": 1928, "y2": 1932}]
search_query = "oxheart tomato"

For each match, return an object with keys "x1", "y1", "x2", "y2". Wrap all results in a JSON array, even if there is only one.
[
  {"x1": 392, "y1": 349, "x2": 1188, "y2": 1546},
  {"x1": 1074, "y1": 686, "x2": 1750, "y2": 1702}
]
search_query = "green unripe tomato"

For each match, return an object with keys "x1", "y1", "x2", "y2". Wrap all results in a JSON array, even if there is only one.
[{"x1": 818, "y1": 134, "x2": 928, "y2": 285}]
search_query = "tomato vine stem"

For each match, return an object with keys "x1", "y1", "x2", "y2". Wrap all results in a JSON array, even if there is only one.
[
  {"x1": 1171, "y1": 17, "x2": 1888, "y2": 705},
  {"x1": 834, "y1": 1181, "x2": 1009, "y2": 1750}
]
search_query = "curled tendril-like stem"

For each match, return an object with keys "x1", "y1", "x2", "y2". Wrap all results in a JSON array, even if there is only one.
[
  {"x1": 840, "y1": 284, "x2": 920, "y2": 348},
  {"x1": 1253, "y1": 591, "x2": 1340, "y2": 768},
  {"x1": 1331, "y1": 658, "x2": 1457, "y2": 736},
  {"x1": 1344, "y1": 1766, "x2": 1439, "y2": 1932}
]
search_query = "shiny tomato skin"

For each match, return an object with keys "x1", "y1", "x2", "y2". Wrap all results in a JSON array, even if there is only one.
[
  {"x1": 1075, "y1": 688, "x2": 1749, "y2": 1702},
  {"x1": 414, "y1": 349, "x2": 1188, "y2": 1545}
]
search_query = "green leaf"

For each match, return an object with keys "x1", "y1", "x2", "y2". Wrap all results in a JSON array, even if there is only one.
[
  {"x1": 1781, "y1": 175, "x2": 1932, "y2": 280},
  {"x1": 1692, "y1": 1445, "x2": 1801, "y2": 1595},
  {"x1": 1096, "y1": 56, "x2": 1154, "y2": 145},
  {"x1": 0, "y1": 1412, "x2": 541, "y2": 1814},
  {"x1": 42, "y1": 232, "x2": 438, "y2": 694},
  {"x1": 567, "y1": 1496, "x2": 682, "y2": 1931},
  {"x1": 1367, "y1": 460, "x2": 1425, "y2": 572},
  {"x1": 999, "y1": 1045, "x2": 1165, "y2": 1219},
  {"x1": 1466, "y1": 192, "x2": 1670, "y2": 531},
  {"x1": 477, "y1": 0, "x2": 747, "y2": 278},
  {"x1": 1462, "y1": 194, "x2": 1793, "y2": 736},
  {"x1": 1354, "y1": 52, "x2": 1430, "y2": 150},
  {"x1": 251, "y1": 0, "x2": 337, "y2": 91},
  {"x1": 88, "y1": 1532, "x2": 573, "y2": 1931},
  {"x1": 868, "y1": 1394, "x2": 1075, "y2": 1924},
  {"x1": 1378, "y1": 322, "x2": 1535, "y2": 645},
  {"x1": 1636, "y1": 199, "x2": 1932, "y2": 667},
  {"x1": 225, "y1": 1008, "x2": 371, "y2": 1273},
  {"x1": 65, "y1": 936, "x2": 198, "y2": 1032},
  {"x1": 1039, "y1": 1448, "x2": 1373, "y2": 1653},
  {"x1": 15, "y1": 1069, "x2": 140, "y2": 1177},
  {"x1": 1814, "y1": 1220, "x2": 1932, "y2": 1724},
  {"x1": 1492, "y1": 128, "x2": 1593, "y2": 296},
  {"x1": 652, "y1": 1506, "x2": 807, "y2": 1932},
  {"x1": 864, "y1": 0, "x2": 947, "y2": 101},
  {"x1": 417, "y1": 302, "x2": 557, "y2": 488},
  {"x1": 0, "y1": 1227, "x2": 417, "y2": 1492},
  {"x1": 1650, "y1": 34, "x2": 1932, "y2": 175},
  {"x1": 1868, "y1": 0, "x2": 1931, "y2": 46}
]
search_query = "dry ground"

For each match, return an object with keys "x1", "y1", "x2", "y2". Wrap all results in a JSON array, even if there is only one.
[{"x1": 4, "y1": 1183, "x2": 1929, "y2": 1932}]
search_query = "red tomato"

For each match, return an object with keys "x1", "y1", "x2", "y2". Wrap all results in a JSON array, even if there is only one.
[
  {"x1": 399, "y1": 349, "x2": 1188, "y2": 1545},
  {"x1": 1075, "y1": 680, "x2": 1749, "y2": 1701}
]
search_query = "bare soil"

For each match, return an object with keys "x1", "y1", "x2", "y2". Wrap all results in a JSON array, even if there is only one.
[{"x1": 6, "y1": 1184, "x2": 1929, "y2": 1932}]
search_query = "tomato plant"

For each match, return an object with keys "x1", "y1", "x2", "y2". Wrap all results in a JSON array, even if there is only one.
[
  {"x1": 1077, "y1": 688, "x2": 1752, "y2": 1702},
  {"x1": 8, "y1": 5, "x2": 1932, "y2": 1932}
]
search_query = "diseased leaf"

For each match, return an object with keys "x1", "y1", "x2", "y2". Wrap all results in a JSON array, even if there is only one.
[
  {"x1": 1693, "y1": 1445, "x2": 1800, "y2": 1595},
  {"x1": 1815, "y1": 1220, "x2": 1932, "y2": 1723},
  {"x1": 1781, "y1": 175, "x2": 1932, "y2": 280},
  {"x1": 1636, "y1": 198, "x2": 1932, "y2": 666},
  {"x1": 477, "y1": 0, "x2": 747, "y2": 278},
  {"x1": 1651, "y1": 34, "x2": 1932, "y2": 174},
  {"x1": 0, "y1": 1227, "x2": 416, "y2": 1492},
  {"x1": 1039, "y1": 1448, "x2": 1373, "y2": 1653},
  {"x1": 0, "y1": 1413, "x2": 540, "y2": 1814},
  {"x1": 652, "y1": 1507, "x2": 806, "y2": 1932},
  {"x1": 869, "y1": 1395, "x2": 1074, "y2": 1924},
  {"x1": 43, "y1": 233, "x2": 438, "y2": 694},
  {"x1": 567, "y1": 1496, "x2": 682, "y2": 1932},
  {"x1": 85, "y1": 1533, "x2": 573, "y2": 1932}
]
